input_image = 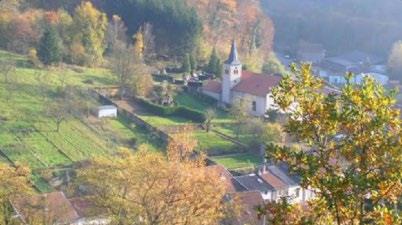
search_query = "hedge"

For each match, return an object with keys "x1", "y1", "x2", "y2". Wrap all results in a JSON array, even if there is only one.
[{"x1": 136, "y1": 98, "x2": 206, "y2": 123}]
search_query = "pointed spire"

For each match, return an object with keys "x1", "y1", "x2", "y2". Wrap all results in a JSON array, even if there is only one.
[{"x1": 225, "y1": 39, "x2": 241, "y2": 65}]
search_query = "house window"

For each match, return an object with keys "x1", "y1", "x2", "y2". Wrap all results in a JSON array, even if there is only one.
[
  {"x1": 295, "y1": 188, "x2": 300, "y2": 197},
  {"x1": 225, "y1": 69, "x2": 229, "y2": 74},
  {"x1": 252, "y1": 101, "x2": 257, "y2": 111}
]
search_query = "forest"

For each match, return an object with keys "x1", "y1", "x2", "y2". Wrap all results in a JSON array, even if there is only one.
[{"x1": 2, "y1": 0, "x2": 274, "y2": 71}]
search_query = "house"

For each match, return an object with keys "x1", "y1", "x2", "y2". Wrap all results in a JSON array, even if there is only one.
[
  {"x1": 296, "y1": 41, "x2": 326, "y2": 64},
  {"x1": 10, "y1": 192, "x2": 81, "y2": 225},
  {"x1": 10, "y1": 192, "x2": 109, "y2": 225},
  {"x1": 97, "y1": 105, "x2": 117, "y2": 118},
  {"x1": 354, "y1": 73, "x2": 389, "y2": 86},
  {"x1": 328, "y1": 72, "x2": 389, "y2": 86},
  {"x1": 234, "y1": 174, "x2": 275, "y2": 201},
  {"x1": 223, "y1": 191, "x2": 266, "y2": 225},
  {"x1": 202, "y1": 41, "x2": 282, "y2": 116},
  {"x1": 233, "y1": 164, "x2": 314, "y2": 204},
  {"x1": 206, "y1": 165, "x2": 246, "y2": 193},
  {"x1": 320, "y1": 50, "x2": 383, "y2": 76}
]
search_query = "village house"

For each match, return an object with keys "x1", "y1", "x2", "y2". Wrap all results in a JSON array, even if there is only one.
[
  {"x1": 233, "y1": 164, "x2": 314, "y2": 204},
  {"x1": 202, "y1": 41, "x2": 282, "y2": 116},
  {"x1": 10, "y1": 192, "x2": 108, "y2": 225}
]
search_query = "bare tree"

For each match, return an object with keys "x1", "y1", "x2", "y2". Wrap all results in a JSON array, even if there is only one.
[
  {"x1": 204, "y1": 108, "x2": 216, "y2": 132},
  {"x1": 142, "y1": 22, "x2": 156, "y2": 62}
]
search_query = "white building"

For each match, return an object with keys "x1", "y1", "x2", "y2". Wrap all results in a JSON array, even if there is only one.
[
  {"x1": 202, "y1": 41, "x2": 281, "y2": 116},
  {"x1": 233, "y1": 164, "x2": 314, "y2": 204},
  {"x1": 97, "y1": 105, "x2": 117, "y2": 118},
  {"x1": 328, "y1": 73, "x2": 389, "y2": 86}
]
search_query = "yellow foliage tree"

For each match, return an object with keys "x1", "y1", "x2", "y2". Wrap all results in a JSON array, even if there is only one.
[
  {"x1": 0, "y1": 163, "x2": 32, "y2": 225},
  {"x1": 72, "y1": 1, "x2": 107, "y2": 66},
  {"x1": 78, "y1": 147, "x2": 227, "y2": 225}
]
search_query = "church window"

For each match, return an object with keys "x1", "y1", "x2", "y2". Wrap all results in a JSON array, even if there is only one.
[
  {"x1": 234, "y1": 69, "x2": 239, "y2": 74},
  {"x1": 252, "y1": 101, "x2": 257, "y2": 111},
  {"x1": 225, "y1": 69, "x2": 229, "y2": 74}
]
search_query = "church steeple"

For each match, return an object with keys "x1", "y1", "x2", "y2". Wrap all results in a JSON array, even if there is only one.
[
  {"x1": 221, "y1": 40, "x2": 242, "y2": 104},
  {"x1": 225, "y1": 40, "x2": 241, "y2": 65}
]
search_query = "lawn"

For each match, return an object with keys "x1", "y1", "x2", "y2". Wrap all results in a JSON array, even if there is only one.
[
  {"x1": 195, "y1": 131, "x2": 243, "y2": 155},
  {"x1": 139, "y1": 114, "x2": 194, "y2": 127},
  {"x1": 211, "y1": 153, "x2": 263, "y2": 170}
]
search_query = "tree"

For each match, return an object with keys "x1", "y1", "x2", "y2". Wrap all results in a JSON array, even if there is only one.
[
  {"x1": 0, "y1": 163, "x2": 32, "y2": 225},
  {"x1": 189, "y1": 54, "x2": 197, "y2": 73},
  {"x1": 110, "y1": 42, "x2": 137, "y2": 98},
  {"x1": 206, "y1": 48, "x2": 222, "y2": 77},
  {"x1": 106, "y1": 15, "x2": 128, "y2": 55},
  {"x1": 258, "y1": 198, "x2": 335, "y2": 225},
  {"x1": 133, "y1": 27, "x2": 144, "y2": 60},
  {"x1": 181, "y1": 53, "x2": 191, "y2": 73},
  {"x1": 230, "y1": 96, "x2": 250, "y2": 137},
  {"x1": 387, "y1": 41, "x2": 402, "y2": 81},
  {"x1": 268, "y1": 64, "x2": 402, "y2": 225},
  {"x1": 72, "y1": 1, "x2": 107, "y2": 66},
  {"x1": 204, "y1": 108, "x2": 216, "y2": 132},
  {"x1": 78, "y1": 147, "x2": 227, "y2": 225},
  {"x1": 141, "y1": 22, "x2": 156, "y2": 62},
  {"x1": 262, "y1": 53, "x2": 287, "y2": 75},
  {"x1": 47, "y1": 85, "x2": 80, "y2": 132},
  {"x1": 37, "y1": 26, "x2": 62, "y2": 65},
  {"x1": 131, "y1": 66, "x2": 154, "y2": 97},
  {"x1": 167, "y1": 126, "x2": 198, "y2": 162}
]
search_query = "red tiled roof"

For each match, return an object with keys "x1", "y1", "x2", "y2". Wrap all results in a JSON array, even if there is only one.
[
  {"x1": 232, "y1": 71, "x2": 281, "y2": 97},
  {"x1": 259, "y1": 170, "x2": 288, "y2": 190},
  {"x1": 202, "y1": 80, "x2": 222, "y2": 93},
  {"x1": 231, "y1": 191, "x2": 265, "y2": 225},
  {"x1": 11, "y1": 192, "x2": 80, "y2": 224}
]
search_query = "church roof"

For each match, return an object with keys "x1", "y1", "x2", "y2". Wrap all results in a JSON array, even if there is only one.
[
  {"x1": 232, "y1": 71, "x2": 281, "y2": 97},
  {"x1": 225, "y1": 40, "x2": 241, "y2": 65}
]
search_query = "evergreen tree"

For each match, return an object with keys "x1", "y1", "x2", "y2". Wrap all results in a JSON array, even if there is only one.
[
  {"x1": 189, "y1": 54, "x2": 197, "y2": 72},
  {"x1": 206, "y1": 48, "x2": 222, "y2": 77},
  {"x1": 215, "y1": 58, "x2": 223, "y2": 78},
  {"x1": 37, "y1": 26, "x2": 62, "y2": 65},
  {"x1": 182, "y1": 54, "x2": 191, "y2": 73}
]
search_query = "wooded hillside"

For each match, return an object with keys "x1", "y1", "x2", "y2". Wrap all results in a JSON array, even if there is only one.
[
  {"x1": 263, "y1": 0, "x2": 402, "y2": 56},
  {"x1": 9, "y1": 0, "x2": 274, "y2": 71}
]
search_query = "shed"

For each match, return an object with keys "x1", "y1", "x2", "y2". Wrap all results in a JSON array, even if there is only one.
[{"x1": 97, "y1": 105, "x2": 117, "y2": 118}]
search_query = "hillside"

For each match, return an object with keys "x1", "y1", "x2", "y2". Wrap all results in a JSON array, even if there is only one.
[
  {"x1": 0, "y1": 51, "x2": 161, "y2": 191},
  {"x1": 262, "y1": 0, "x2": 402, "y2": 56},
  {"x1": 27, "y1": 0, "x2": 274, "y2": 71}
]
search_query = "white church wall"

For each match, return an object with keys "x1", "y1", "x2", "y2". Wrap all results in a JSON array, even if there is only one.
[{"x1": 232, "y1": 91, "x2": 268, "y2": 116}]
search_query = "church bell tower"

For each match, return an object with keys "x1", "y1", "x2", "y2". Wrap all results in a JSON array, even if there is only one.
[{"x1": 222, "y1": 40, "x2": 242, "y2": 104}]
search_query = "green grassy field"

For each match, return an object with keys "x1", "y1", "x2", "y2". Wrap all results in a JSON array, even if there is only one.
[
  {"x1": 211, "y1": 153, "x2": 262, "y2": 170},
  {"x1": 0, "y1": 51, "x2": 164, "y2": 191}
]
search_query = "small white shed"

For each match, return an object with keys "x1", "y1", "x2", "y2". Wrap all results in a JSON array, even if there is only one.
[{"x1": 97, "y1": 105, "x2": 117, "y2": 118}]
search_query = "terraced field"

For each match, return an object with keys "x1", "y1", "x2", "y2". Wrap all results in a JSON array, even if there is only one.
[{"x1": 0, "y1": 51, "x2": 162, "y2": 190}]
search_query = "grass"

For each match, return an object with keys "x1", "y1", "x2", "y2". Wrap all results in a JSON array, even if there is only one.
[
  {"x1": 0, "y1": 50, "x2": 164, "y2": 191},
  {"x1": 195, "y1": 131, "x2": 241, "y2": 155},
  {"x1": 139, "y1": 114, "x2": 193, "y2": 127},
  {"x1": 211, "y1": 153, "x2": 263, "y2": 170}
]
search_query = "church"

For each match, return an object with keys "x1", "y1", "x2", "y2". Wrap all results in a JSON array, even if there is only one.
[{"x1": 202, "y1": 41, "x2": 282, "y2": 116}]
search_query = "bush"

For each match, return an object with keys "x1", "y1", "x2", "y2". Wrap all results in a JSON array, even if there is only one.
[
  {"x1": 136, "y1": 97, "x2": 206, "y2": 123},
  {"x1": 174, "y1": 107, "x2": 206, "y2": 122}
]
